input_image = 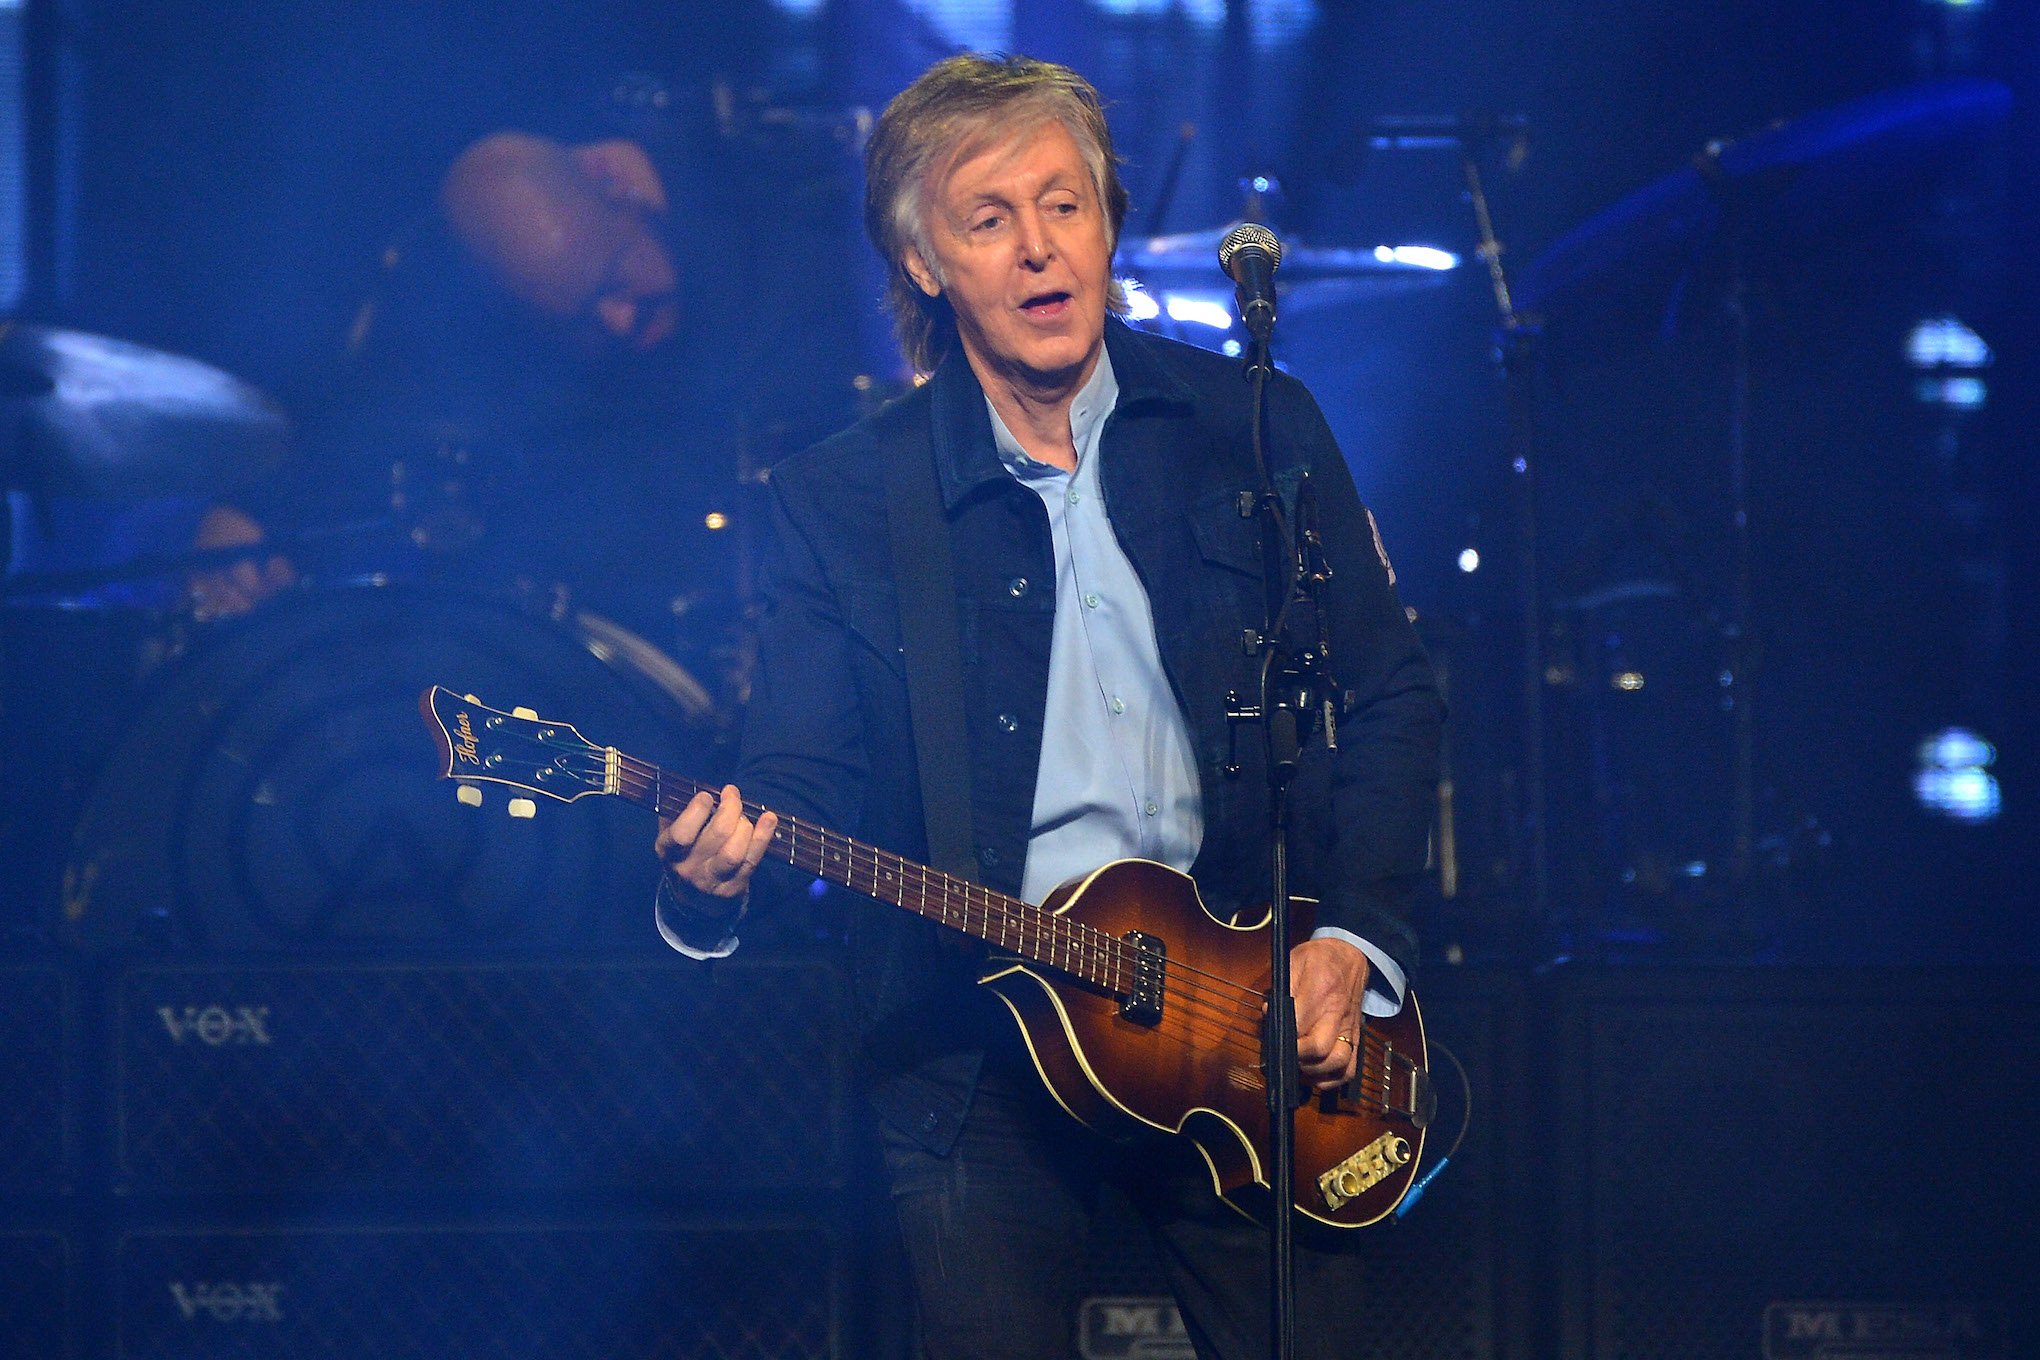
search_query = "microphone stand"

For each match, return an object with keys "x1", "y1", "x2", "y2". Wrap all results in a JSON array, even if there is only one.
[{"x1": 1222, "y1": 280, "x2": 1340, "y2": 1360}]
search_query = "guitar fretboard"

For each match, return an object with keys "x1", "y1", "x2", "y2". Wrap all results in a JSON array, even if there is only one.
[{"x1": 613, "y1": 754, "x2": 1137, "y2": 994}]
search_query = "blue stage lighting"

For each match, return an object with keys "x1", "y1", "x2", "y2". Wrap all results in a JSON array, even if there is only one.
[
  {"x1": 1164, "y1": 295, "x2": 1236, "y2": 330},
  {"x1": 1914, "y1": 726, "x2": 2002, "y2": 824},
  {"x1": 1906, "y1": 316, "x2": 1992, "y2": 369},
  {"x1": 1373, "y1": 245, "x2": 1459, "y2": 271}
]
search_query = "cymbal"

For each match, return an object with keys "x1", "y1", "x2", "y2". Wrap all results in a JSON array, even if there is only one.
[
  {"x1": 0, "y1": 324, "x2": 290, "y2": 498},
  {"x1": 1516, "y1": 79, "x2": 2010, "y2": 321},
  {"x1": 1117, "y1": 223, "x2": 1457, "y2": 314}
]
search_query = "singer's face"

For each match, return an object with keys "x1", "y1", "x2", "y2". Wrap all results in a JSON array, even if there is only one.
[{"x1": 904, "y1": 119, "x2": 1112, "y2": 390}]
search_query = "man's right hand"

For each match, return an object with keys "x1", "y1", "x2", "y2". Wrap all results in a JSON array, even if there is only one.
[{"x1": 655, "y1": 784, "x2": 778, "y2": 902}]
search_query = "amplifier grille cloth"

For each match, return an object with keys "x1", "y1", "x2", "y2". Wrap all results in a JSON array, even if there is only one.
[
  {"x1": 117, "y1": 1221, "x2": 837, "y2": 1360},
  {"x1": 117, "y1": 958, "x2": 846, "y2": 1194}
]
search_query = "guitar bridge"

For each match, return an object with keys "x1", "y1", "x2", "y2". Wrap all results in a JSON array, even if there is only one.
[{"x1": 1119, "y1": 931, "x2": 1165, "y2": 1026}]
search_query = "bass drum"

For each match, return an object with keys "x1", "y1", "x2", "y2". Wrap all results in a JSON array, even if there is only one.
[{"x1": 60, "y1": 583, "x2": 730, "y2": 953}]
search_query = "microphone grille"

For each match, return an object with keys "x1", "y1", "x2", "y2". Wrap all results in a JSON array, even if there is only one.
[{"x1": 1217, "y1": 222, "x2": 1282, "y2": 272}]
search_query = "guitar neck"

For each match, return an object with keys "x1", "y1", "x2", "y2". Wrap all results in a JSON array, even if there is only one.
[{"x1": 610, "y1": 753, "x2": 1128, "y2": 991}]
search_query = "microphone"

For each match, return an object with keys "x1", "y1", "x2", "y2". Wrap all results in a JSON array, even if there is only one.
[{"x1": 1217, "y1": 223, "x2": 1282, "y2": 342}]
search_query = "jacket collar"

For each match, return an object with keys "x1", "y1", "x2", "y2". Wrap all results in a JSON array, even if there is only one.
[{"x1": 926, "y1": 319, "x2": 1197, "y2": 511}]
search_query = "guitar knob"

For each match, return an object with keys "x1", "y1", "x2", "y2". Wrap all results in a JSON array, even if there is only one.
[
  {"x1": 456, "y1": 784, "x2": 483, "y2": 808},
  {"x1": 507, "y1": 798, "x2": 536, "y2": 819}
]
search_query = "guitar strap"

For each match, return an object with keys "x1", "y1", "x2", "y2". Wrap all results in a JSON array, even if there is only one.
[{"x1": 882, "y1": 430, "x2": 979, "y2": 884}]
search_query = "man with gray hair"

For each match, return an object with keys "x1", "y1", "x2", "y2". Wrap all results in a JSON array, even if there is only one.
[{"x1": 656, "y1": 53, "x2": 1442, "y2": 1360}]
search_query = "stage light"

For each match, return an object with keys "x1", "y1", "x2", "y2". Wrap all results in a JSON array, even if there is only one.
[
  {"x1": 1121, "y1": 282, "x2": 1161, "y2": 321},
  {"x1": 1921, "y1": 727, "x2": 1994, "y2": 770},
  {"x1": 1221, "y1": 340, "x2": 1242, "y2": 358},
  {"x1": 1906, "y1": 316, "x2": 1991, "y2": 369},
  {"x1": 1164, "y1": 295, "x2": 1236, "y2": 330},
  {"x1": 1914, "y1": 725, "x2": 2002, "y2": 824},
  {"x1": 1915, "y1": 376, "x2": 1987, "y2": 409},
  {"x1": 1612, "y1": 671, "x2": 1645, "y2": 692},
  {"x1": 1457, "y1": 548, "x2": 1480, "y2": 573},
  {"x1": 1373, "y1": 244, "x2": 1459, "y2": 271},
  {"x1": 704, "y1": 512, "x2": 728, "y2": 531}
]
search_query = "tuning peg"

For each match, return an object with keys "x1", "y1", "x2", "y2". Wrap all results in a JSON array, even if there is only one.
[
  {"x1": 508, "y1": 798, "x2": 536, "y2": 819},
  {"x1": 456, "y1": 783, "x2": 483, "y2": 808},
  {"x1": 512, "y1": 706, "x2": 538, "y2": 719}
]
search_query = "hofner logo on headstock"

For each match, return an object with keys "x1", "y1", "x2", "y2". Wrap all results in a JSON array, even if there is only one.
[{"x1": 453, "y1": 709, "x2": 480, "y2": 766}]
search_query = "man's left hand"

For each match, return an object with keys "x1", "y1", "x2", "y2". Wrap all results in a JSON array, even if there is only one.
[{"x1": 1291, "y1": 936, "x2": 1370, "y2": 1092}]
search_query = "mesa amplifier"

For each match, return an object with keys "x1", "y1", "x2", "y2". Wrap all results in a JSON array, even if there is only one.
[
  {"x1": 0, "y1": 960, "x2": 78, "y2": 1196},
  {"x1": 114, "y1": 955, "x2": 848, "y2": 1197},
  {"x1": 114, "y1": 1216, "x2": 840, "y2": 1360},
  {"x1": 1557, "y1": 968, "x2": 2039, "y2": 1360}
]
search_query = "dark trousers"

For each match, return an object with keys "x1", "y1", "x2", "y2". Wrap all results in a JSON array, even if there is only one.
[{"x1": 879, "y1": 1059, "x2": 1382, "y2": 1360}]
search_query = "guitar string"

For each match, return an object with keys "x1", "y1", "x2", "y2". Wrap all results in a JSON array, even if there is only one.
[
  {"x1": 466, "y1": 749, "x2": 1410, "y2": 1110},
  {"x1": 615, "y1": 756, "x2": 1288, "y2": 1011},
  {"x1": 607, "y1": 757, "x2": 1410, "y2": 1086},
  {"x1": 607, "y1": 755, "x2": 1409, "y2": 1084},
  {"x1": 463, "y1": 722, "x2": 1415, "y2": 1124},
  {"x1": 617, "y1": 767, "x2": 1374, "y2": 1062},
  {"x1": 520, "y1": 749, "x2": 1404, "y2": 1079}
]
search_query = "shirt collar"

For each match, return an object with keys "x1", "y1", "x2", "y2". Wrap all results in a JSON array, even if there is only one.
[
  {"x1": 926, "y1": 319, "x2": 1192, "y2": 510},
  {"x1": 987, "y1": 346, "x2": 1118, "y2": 477}
]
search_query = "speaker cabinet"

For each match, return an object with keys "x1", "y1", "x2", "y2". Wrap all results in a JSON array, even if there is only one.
[
  {"x1": 112, "y1": 955, "x2": 848, "y2": 1197},
  {"x1": 0, "y1": 1225, "x2": 77, "y2": 1359},
  {"x1": 1558, "y1": 968, "x2": 2037, "y2": 1359},
  {"x1": 112, "y1": 1216, "x2": 840, "y2": 1359},
  {"x1": 0, "y1": 960, "x2": 79, "y2": 1197}
]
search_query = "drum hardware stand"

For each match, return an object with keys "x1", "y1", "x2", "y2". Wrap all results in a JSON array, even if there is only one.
[{"x1": 1452, "y1": 128, "x2": 1552, "y2": 928}]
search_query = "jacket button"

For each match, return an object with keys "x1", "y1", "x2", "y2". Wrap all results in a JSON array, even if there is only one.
[
  {"x1": 978, "y1": 847, "x2": 1000, "y2": 867},
  {"x1": 997, "y1": 713, "x2": 1018, "y2": 733},
  {"x1": 920, "y1": 1112, "x2": 939, "y2": 1133},
  {"x1": 1007, "y1": 577, "x2": 1029, "y2": 598}
]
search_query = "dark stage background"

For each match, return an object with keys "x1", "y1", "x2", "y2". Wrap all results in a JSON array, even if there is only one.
[{"x1": 1, "y1": 1, "x2": 2034, "y2": 1357}]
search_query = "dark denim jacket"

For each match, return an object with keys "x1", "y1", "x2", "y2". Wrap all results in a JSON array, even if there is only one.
[{"x1": 674, "y1": 321, "x2": 1442, "y2": 1152}]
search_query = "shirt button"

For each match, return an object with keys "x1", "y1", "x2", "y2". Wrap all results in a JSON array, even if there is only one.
[
  {"x1": 1109, "y1": 696, "x2": 1125, "y2": 715},
  {"x1": 1083, "y1": 592, "x2": 1100, "y2": 609},
  {"x1": 1007, "y1": 577, "x2": 1029, "y2": 598},
  {"x1": 1144, "y1": 800, "x2": 1159, "y2": 817},
  {"x1": 996, "y1": 713, "x2": 1018, "y2": 733},
  {"x1": 1066, "y1": 488, "x2": 1081, "y2": 506}
]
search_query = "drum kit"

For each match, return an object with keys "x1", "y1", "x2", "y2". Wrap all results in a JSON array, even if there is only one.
[{"x1": 0, "y1": 76, "x2": 2008, "y2": 957}]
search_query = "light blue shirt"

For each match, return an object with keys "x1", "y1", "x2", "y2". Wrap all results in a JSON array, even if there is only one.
[
  {"x1": 661, "y1": 349, "x2": 1405, "y2": 1016},
  {"x1": 989, "y1": 351, "x2": 1405, "y2": 1017},
  {"x1": 988, "y1": 351, "x2": 1205, "y2": 905}
]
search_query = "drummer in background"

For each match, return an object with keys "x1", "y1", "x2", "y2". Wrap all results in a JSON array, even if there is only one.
[
  {"x1": 186, "y1": 127, "x2": 687, "y2": 621},
  {"x1": 197, "y1": 79, "x2": 864, "y2": 659}
]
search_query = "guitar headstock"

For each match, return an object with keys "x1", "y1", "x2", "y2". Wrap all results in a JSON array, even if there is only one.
[{"x1": 419, "y1": 685, "x2": 617, "y2": 814}]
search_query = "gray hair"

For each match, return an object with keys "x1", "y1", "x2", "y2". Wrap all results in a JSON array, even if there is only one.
[{"x1": 863, "y1": 54, "x2": 1130, "y2": 373}]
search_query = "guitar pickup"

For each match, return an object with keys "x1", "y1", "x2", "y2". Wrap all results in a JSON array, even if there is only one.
[{"x1": 1119, "y1": 931, "x2": 1165, "y2": 1026}]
